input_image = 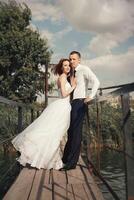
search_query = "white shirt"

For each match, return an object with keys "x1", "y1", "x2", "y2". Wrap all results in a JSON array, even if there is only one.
[{"x1": 73, "y1": 64, "x2": 100, "y2": 100}]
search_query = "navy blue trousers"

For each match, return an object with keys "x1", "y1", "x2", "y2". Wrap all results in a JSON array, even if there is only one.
[{"x1": 62, "y1": 99, "x2": 87, "y2": 167}]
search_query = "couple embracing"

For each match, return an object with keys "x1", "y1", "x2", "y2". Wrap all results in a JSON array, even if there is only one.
[{"x1": 12, "y1": 51, "x2": 100, "y2": 171}]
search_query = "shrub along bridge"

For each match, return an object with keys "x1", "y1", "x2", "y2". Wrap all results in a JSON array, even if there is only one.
[{"x1": 0, "y1": 82, "x2": 134, "y2": 200}]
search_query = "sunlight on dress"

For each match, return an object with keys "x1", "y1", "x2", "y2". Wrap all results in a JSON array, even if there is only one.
[{"x1": 12, "y1": 82, "x2": 71, "y2": 169}]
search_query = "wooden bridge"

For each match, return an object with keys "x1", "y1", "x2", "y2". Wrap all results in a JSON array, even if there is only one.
[
  {"x1": 3, "y1": 144, "x2": 104, "y2": 200},
  {"x1": 0, "y1": 82, "x2": 134, "y2": 200}
]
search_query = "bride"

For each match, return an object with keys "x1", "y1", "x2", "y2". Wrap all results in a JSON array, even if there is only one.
[{"x1": 12, "y1": 58, "x2": 76, "y2": 170}]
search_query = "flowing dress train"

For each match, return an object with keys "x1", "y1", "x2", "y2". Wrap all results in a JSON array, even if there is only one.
[{"x1": 12, "y1": 82, "x2": 71, "y2": 169}]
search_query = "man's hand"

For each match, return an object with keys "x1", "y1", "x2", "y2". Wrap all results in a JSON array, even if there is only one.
[{"x1": 84, "y1": 97, "x2": 92, "y2": 104}]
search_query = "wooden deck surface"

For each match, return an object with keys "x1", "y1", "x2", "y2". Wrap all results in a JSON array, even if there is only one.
[{"x1": 3, "y1": 141, "x2": 105, "y2": 200}]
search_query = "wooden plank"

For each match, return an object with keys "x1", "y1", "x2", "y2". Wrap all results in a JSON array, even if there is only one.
[
  {"x1": 72, "y1": 183, "x2": 91, "y2": 200},
  {"x1": 40, "y1": 184, "x2": 52, "y2": 200},
  {"x1": 79, "y1": 164, "x2": 94, "y2": 184},
  {"x1": 79, "y1": 156, "x2": 104, "y2": 200},
  {"x1": 81, "y1": 166, "x2": 104, "y2": 200},
  {"x1": 82, "y1": 183, "x2": 94, "y2": 200},
  {"x1": 39, "y1": 170, "x2": 52, "y2": 200},
  {"x1": 78, "y1": 157, "x2": 95, "y2": 183},
  {"x1": 66, "y1": 184, "x2": 75, "y2": 200},
  {"x1": 67, "y1": 165, "x2": 88, "y2": 184},
  {"x1": 52, "y1": 169, "x2": 67, "y2": 184},
  {"x1": 3, "y1": 138, "x2": 104, "y2": 200},
  {"x1": 3, "y1": 168, "x2": 36, "y2": 200},
  {"x1": 52, "y1": 169, "x2": 67, "y2": 199},
  {"x1": 28, "y1": 169, "x2": 45, "y2": 200},
  {"x1": 44, "y1": 169, "x2": 51, "y2": 184},
  {"x1": 60, "y1": 141, "x2": 104, "y2": 199},
  {"x1": 53, "y1": 183, "x2": 67, "y2": 200}
]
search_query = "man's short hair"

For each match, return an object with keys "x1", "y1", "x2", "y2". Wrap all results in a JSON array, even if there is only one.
[{"x1": 69, "y1": 51, "x2": 81, "y2": 58}]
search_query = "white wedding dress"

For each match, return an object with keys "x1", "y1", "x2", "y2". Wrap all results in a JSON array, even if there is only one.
[{"x1": 12, "y1": 81, "x2": 71, "y2": 169}]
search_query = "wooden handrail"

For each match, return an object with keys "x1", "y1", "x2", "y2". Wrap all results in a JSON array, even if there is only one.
[
  {"x1": 88, "y1": 82, "x2": 134, "y2": 90},
  {"x1": 0, "y1": 96, "x2": 40, "y2": 110},
  {"x1": 88, "y1": 82, "x2": 134, "y2": 104},
  {"x1": 0, "y1": 96, "x2": 24, "y2": 107}
]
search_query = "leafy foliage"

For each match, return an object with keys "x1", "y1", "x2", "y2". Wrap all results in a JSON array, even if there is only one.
[
  {"x1": 0, "y1": 0, "x2": 52, "y2": 103},
  {"x1": 88, "y1": 101, "x2": 134, "y2": 147}
]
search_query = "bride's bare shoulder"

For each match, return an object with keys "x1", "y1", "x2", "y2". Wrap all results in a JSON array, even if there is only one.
[
  {"x1": 59, "y1": 74, "x2": 66, "y2": 81},
  {"x1": 57, "y1": 74, "x2": 66, "y2": 88}
]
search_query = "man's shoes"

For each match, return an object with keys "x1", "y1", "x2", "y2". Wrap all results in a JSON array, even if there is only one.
[{"x1": 59, "y1": 164, "x2": 76, "y2": 171}]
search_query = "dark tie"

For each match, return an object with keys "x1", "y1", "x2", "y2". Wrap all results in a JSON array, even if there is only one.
[
  {"x1": 74, "y1": 69, "x2": 76, "y2": 77},
  {"x1": 70, "y1": 69, "x2": 76, "y2": 102}
]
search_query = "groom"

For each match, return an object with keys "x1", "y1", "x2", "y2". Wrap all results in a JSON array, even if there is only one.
[{"x1": 60, "y1": 51, "x2": 100, "y2": 171}]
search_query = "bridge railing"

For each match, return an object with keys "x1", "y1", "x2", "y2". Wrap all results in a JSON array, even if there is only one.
[
  {"x1": 0, "y1": 96, "x2": 43, "y2": 197},
  {"x1": 45, "y1": 82, "x2": 134, "y2": 200},
  {"x1": 85, "y1": 83, "x2": 134, "y2": 200},
  {"x1": 0, "y1": 82, "x2": 134, "y2": 200}
]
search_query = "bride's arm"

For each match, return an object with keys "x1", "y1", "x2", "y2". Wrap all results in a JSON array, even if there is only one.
[{"x1": 59, "y1": 75, "x2": 76, "y2": 98}]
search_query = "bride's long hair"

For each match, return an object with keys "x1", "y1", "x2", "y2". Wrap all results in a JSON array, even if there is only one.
[
  {"x1": 53, "y1": 58, "x2": 71, "y2": 76},
  {"x1": 52, "y1": 58, "x2": 74, "y2": 84}
]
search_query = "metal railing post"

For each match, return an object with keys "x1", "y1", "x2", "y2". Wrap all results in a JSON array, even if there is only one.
[{"x1": 121, "y1": 93, "x2": 134, "y2": 200}]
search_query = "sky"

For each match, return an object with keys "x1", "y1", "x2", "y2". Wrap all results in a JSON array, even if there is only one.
[{"x1": 17, "y1": 0, "x2": 134, "y2": 88}]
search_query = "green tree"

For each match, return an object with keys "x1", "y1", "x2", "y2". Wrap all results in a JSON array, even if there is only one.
[{"x1": 0, "y1": 0, "x2": 52, "y2": 103}]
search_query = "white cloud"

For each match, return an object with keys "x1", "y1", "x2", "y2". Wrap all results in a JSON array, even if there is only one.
[
  {"x1": 51, "y1": 52, "x2": 64, "y2": 63},
  {"x1": 60, "y1": 0, "x2": 134, "y2": 55},
  {"x1": 89, "y1": 33, "x2": 120, "y2": 55},
  {"x1": 56, "y1": 26, "x2": 72, "y2": 38},
  {"x1": 32, "y1": 3, "x2": 62, "y2": 22},
  {"x1": 40, "y1": 29, "x2": 54, "y2": 46},
  {"x1": 39, "y1": 26, "x2": 72, "y2": 48},
  {"x1": 60, "y1": 0, "x2": 134, "y2": 33},
  {"x1": 28, "y1": 24, "x2": 55, "y2": 48},
  {"x1": 82, "y1": 47, "x2": 134, "y2": 86},
  {"x1": 21, "y1": 1, "x2": 62, "y2": 22},
  {"x1": 72, "y1": 41, "x2": 79, "y2": 49}
]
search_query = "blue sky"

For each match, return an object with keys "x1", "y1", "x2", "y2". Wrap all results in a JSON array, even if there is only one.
[{"x1": 19, "y1": 0, "x2": 134, "y2": 88}]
